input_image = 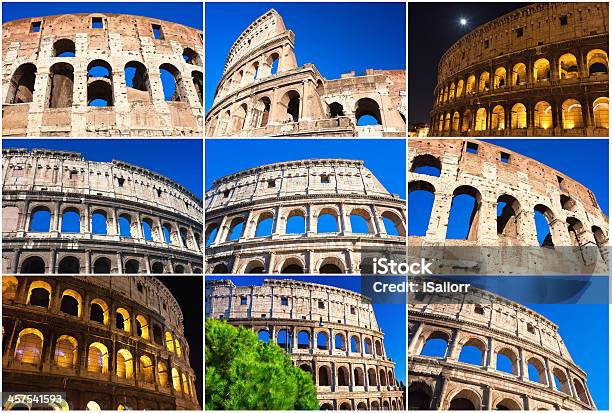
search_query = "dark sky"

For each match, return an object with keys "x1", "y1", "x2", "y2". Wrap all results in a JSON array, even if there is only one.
[
  {"x1": 408, "y1": 2, "x2": 529, "y2": 123},
  {"x1": 157, "y1": 276, "x2": 203, "y2": 406}
]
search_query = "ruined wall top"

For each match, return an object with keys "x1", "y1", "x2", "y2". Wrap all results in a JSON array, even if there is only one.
[
  {"x1": 223, "y1": 9, "x2": 289, "y2": 74},
  {"x1": 206, "y1": 278, "x2": 381, "y2": 332},
  {"x1": 205, "y1": 158, "x2": 399, "y2": 211},
  {"x1": 437, "y1": 2, "x2": 609, "y2": 81},
  {"x1": 2, "y1": 148, "x2": 203, "y2": 222}
]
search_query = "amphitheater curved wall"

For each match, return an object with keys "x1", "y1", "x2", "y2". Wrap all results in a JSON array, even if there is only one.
[
  {"x1": 408, "y1": 279, "x2": 595, "y2": 410},
  {"x1": 2, "y1": 13, "x2": 203, "y2": 136},
  {"x1": 205, "y1": 278, "x2": 404, "y2": 410},
  {"x1": 2, "y1": 149, "x2": 204, "y2": 274},
  {"x1": 205, "y1": 159, "x2": 406, "y2": 274},
  {"x1": 205, "y1": 9, "x2": 406, "y2": 137},
  {"x1": 408, "y1": 139, "x2": 609, "y2": 274},
  {"x1": 430, "y1": 3, "x2": 609, "y2": 137},
  {"x1": 2, "y1": 275, "x2": 199, "y2": 410}
]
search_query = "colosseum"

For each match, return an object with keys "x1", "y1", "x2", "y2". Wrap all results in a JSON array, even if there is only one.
[
  {"x1": 408, "y1": 277, "x2": 596, "y2": 410},
  {"x1": 206, "y1": 278, "x2": 404, "y2": 410},
  {"x1": 2, "y1": 148, "x2": 204, "y2": 274},
  {"x1": 204, "y1": 158, "x2": 406, "y2": 274},
  {"x1": 2, "y1": 12, "x2": 203, "y2": 136},
  {"x1": 408, "y1": 139, "x2": 609, "y2": 275},
  {"x1": 2, "y1": 275, "x2": 200, "y2": 410},
  {"x1": 429, "y1": 3, "x2": 609, "y2": 137},
  {"x1": 205, "y1": 9, "x2": 406, "y2": 137}
]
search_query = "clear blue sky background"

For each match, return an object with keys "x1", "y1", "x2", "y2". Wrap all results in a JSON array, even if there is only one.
[
  {"x1": 4, "y1": 139, "x2": 203, "y2": 198},
  {"x1": 206, "y1": 139, "x2": 406, "y2": 199},
  {"x1": 207, "y1": 275, "x2": 406, "y2": 383},
  {"x1": 409, "y1": 139, "x2": 609, "y2": 239},
  {"x1": 2, "y1": 2, "x2": 202, "y2": 29},
  {"x1": 205, "y1": 2, "x2": 406, "y2": 111}
]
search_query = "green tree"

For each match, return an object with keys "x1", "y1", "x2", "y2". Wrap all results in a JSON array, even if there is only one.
[{"x1": 205, "y1": 319, "x2": 319, "y2": 410}]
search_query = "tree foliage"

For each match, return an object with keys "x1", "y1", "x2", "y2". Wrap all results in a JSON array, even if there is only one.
[{"x1": 205, "y1": 319, "x2": 319, "y2": 410}]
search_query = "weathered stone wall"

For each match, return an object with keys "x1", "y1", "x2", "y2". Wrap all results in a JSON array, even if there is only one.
[
  {"x1": 408, "y1": 139, "x2": 609, "y2": 274},
  {"x1": 206, "y1": 278, "x2": 404, "y2": 410},
  {"x1": 205, "y1": 9, "x2": 406, "y2": 137},
  {"x1": 2, "y1": 275, "x2": 199, "y2": 410},
  {"x1": 205, "y1": 159, "x2": 406, "y2": 274},
  {"x1": 430, "y1": 3, "x2": 608, "y2": 137},
  {"x1": 408, "y1": 280, "x2": 595, "y2": 410},
  {"x1": 2, "y1": 13, "x2": 203, "y2": 136},
  {"x1": 2, "y1": 148, "x2": 204, "y2": 274}
]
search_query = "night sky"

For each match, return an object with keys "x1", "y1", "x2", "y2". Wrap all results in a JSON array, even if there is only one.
[
  {"x1": 157, "y1": 276, "x2": 203, "y2": 406},
  {"x1": 408, "y1": 3, "x2": 529, "y2": 124}
]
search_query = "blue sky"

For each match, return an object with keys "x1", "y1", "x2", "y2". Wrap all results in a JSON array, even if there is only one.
[
  {"x1": 207, "y1": 275, "x2": 406, "y2": 383},
  {"x1": 4, "y1": 139, "x2": 203, "y2": 198},
  {"x1": 2, "y1": 2, "x2": 202, "y2": 29},
  {"x1": 409, "y1": 139, "x2": 609, "y2": 240},
  {"x1": 205, "y1": 2, "x2": 406, "y2": 111},
  {"x1": 206, "y1": 139, "x2": 406, "y2": 198}
]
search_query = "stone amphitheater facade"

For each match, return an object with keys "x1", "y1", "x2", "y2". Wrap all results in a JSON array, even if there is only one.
[
  {"x1": 429, "y1": 2, "x2": 609, "y2": 137},
  {"x1": 2, "y1": 148, "x2": 204, "y2": 274},
  {"x1": 2, "y1": 13, "x2": 203, "y2": 137},
  {"x1": 408, "y1": 278, "x2": 595, "y2": 410},
  {"x1": 408, "y1": 139, "x2": 609, "y2": 275},
  {"x1": 2, "y1": 275, "x2": 199, "y2": 410},
  {"x1": 205, "y1": 159, "x2": 406, "y2": 274},
  {"x1": 205, "y1": 9, "x2": 406, "y2": 137},
  {"x1": 205, "y1": 278, "x2": 404, "y2": 410}
]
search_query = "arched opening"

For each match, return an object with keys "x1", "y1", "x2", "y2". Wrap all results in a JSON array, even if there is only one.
[
  {"x1": 163, "y1": 223, "x2": 173, "y2": 244},
  {"x1": 587, "y1": 49, "x2": 608, "y2": 75},
  {"x1": 562, "y1": 98, "x2": 583, "y2": 129},
  {"x1": 593, "y1": 97, "x2": 609, "y2": 129},
  {"x1": 27, "y1": 281, "x2": 52, "y2": 308},
  {"x1": 205, "y1": 224, "x2": 219, "y2": 246},
  {"x1": 354, "y1": 367, "x2": 365, "y2": 386},
  {"x1": 512, "y1": 63, "x2": 527, "y2": 86},
  {"x1": 281, "y1": 258, "x2": 304, "y2": 274},
  {"x1": 458, "y1": 338, "x2": 485, "y2": 365},
  {"x1": 140, "y1": 355, "x2": 154, "y2": 383},
  {"x1": 420, "y1": 332, "x2": 449, "y2": 358},
  {"x1": 257, "y1": 329, "x2": 270, "y2": 343},
  {"x1": 281, "y1": 90, "x2": 300, "y2": 122},
  {"x1": 449, "y1": 391, "x2": 478, "y2": 410},
  {"x1": 350, "y1": 336, "x2": 361, "y2": 353},
  {"x1": 456, "y1": 79, "x2": 464, "y2": 97},
  {"x1": 364, "y1": 337, "x2": 373, "y2": 355},
  {"x1": 534, "y1": 101, "x2": 553, "y2": 129},
  {"x1": 350, "y1": 209, "x2": 372, "y2": 234},
  {"x1": 54, "y1": 335, "x2": 78, "y2": 368},
  {"x1": 408, "y1": 382, "x2": 433, "y2": 410},
  {"x1": 116, "y1": 308, "x2": 130, "y2": 332},
  {"x1": 478, "y1": 72, "x2": 490, "y2": 92},
  {"x1": 124, "y1": 61, "x2": 151, "y2": 103},
  {"x1": 329, "y1": 102, "x2": 345, "y2": 118},
  {"x1": 21, "y1": 256, "x2": 46, "y2": 274},
  {"x1": 408, "y1": 180, "x2": 435, "y2": 237},
  {"x1": 337, "y1": 366, "x2": 349, "y2": 386},
  {"x1": 452, "y1": 112, "x2": 460, "y2": 131},
  {"x1": 182, "y1": 48, "x2": 202, "y2": 65},
  {"x1": 286, "y1": 210, "x2": 306, "y2": 234},
  {"x1": 244, "y1": 260, "x2": 265, "y2": 274},
  {"x1": 443, "y1": 113, "x2": 451, "y2": 131},
  {"x1": 355, "y1": 98, "x2": 382, "y2": 125},
  {"x1": 493, "y1": 67, "x2": 506, "y2": 89},
  {"x1": 60, "y1": 289, "x2": 81, "y2": 316},
  {"x1": 150, "y1": 261, "x2": 164, "y2": 274},
  {"x1": 6, "y1": 63, "x2": 37, "y2": 104},
  {"x1": 166, "y1": 332, "x2": 175, "y2": 352},
  {"x1": 381, "y1": 210, "x2": 405, "y2": 237},
  {"x1": 124, "y1": 259, "x2": 139, "y2": 274},
  {"x1": 255, "y1": 213, "x2": 274, "y2": 237},
  {"x1": 316, "y1": 332, "x2": 329, "y2": 350},
  {"x1": 118, "y1": 214, "x2": 132, "y2": 237},
  {"x1": 447, "y1": 185, "x2": 481, "y2": 240},
  {"x1": 227, "y1": 217, "x2": 245, "y2": 241},
  {"x1": 297, "y1": 331, "x2": 310, "y2": 349},
  {"x1": 58, "y1": 256, "x2": 80, "y2": 274},
  {"x1": 233, "y1": 102, "x2": 248, "y2": 132},
  {"x1": 157, "y1": 361, "x2": 169, "y2": 387},
  {"x1": 318, "y1": 366, "x2": 331, "y2": 386},
  {"x1": 136, "y1": 315, "x2": 149, "y2": 339},
  {"x1": 87, "y1": 342, "x2": 109, "y2": 373},
  {"x1": 368, "y1": 368, "x2": 377, "y2": 386},
  {"x1": 574, "y1": 378, "x2": 590, "y2": 405},
  {"x1": 89, "y1": 299, "x2": 108, "y2": 324},
  {"x1": 533, "y1": 58, "x2": 550, "y2": 81},
  {"x1": 92, "y1": 211, "x2": 107, "y2": 235},
  {"x1": 93, "y1": 257, "x2": 111, "y2": 274},
  {"x1": 174, "y1": 264, "x2": 185, "y2": 274},
  {"x1": 192, "y1": 71, "x2": 203, "y2": 106},
  {"x1": 317, "y1": 209, "x2": 338, "y2": 233},
  {"x1": 475, "y1": 107, "x2": 487, "y2": 131},
  {"x1": 379, "y1": 368, "x2": 387, "y2": 386},
  {"x1": 212, "y1": 263, "x2": 230, "y2": 273},
  {"x1": 29, "y1": 206, "x2": 51, "y2": 232},
  {"x1": 462, "y1": 109, "x2": 472, "y2": 131},
  {"x1": 116, "y1": 348, "x2": 134, "y2": 379},
  {"x1": 277, "y1": 328, "x2": 290, "y2": 351},
  {"x1": 54, "y1": 38, "x2": 75, "y2": 57},
  {"x1": 496, "y1": 348, "x2": 518, "y2": 375},
  {"x1": 159, "y1": 63, "x2": 185, "y2": 102},
  {"x1": 14, "y1": 328, "x2": 44, "y2": 365},
  {"x1": 510, "y1": 103, "x2": 527, "y2": 129},
  {"x1": 61, "y1": 209, "x2": 80, "y2": 233},
  {"x1": 534, "y1": 205, "x2": 555, "y2": 248},
  {"x1": 495, "y1": 399, "x2": 521, "y2": 410},
  {"x1": 491, "y1": 105, "x2": 504, "y2": 130},
  {"x1": 553, "y1": 367, "x2": 571, "y2": 394},
  {"x1": 449, "y1": 82, "x2": 456, "y2": 100},
  {"x1": 497, "y1": 194, "x2": 520, "y2": 238},
  {"x1": 319, "y1": 259, "x2": 343, "y2": 274},
  {"x1": 48, "y1": 62, "x2": 74, "y2": 108},
  {"x1": 87, "y1": 60, "x2": 113, "y2": 106},
  {"x1": 559, "y1": 53, "x2": 579, "y2": 79},
  {"x1": 465, "y1": 75, "x2": 476, "y2": 94},
  {"x1": 141, "y1": 218, "x2": 153, "y2": 241},
  {"x1": 267, "y1": 53, "x2": 279, "y2": 75},
  {"x1": 334, "y1": 333, "x2": 346, "y2": 350},
  {"x1": 253, "y1": 96, "x2": 271, "y2": 128},
  {"x1": 527, "y1": 357, "x2": 547, "y2": 384}
]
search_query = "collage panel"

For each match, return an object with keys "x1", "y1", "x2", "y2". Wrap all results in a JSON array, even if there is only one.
[
  {"x1": 205, "y1": 275, "x2": 407, "y2": 410},
  {"x1": 2, "y1": 275, "x2": 203, "y2": 410},
  {"x1": 204, "y1": 1, "x2": 406, "y2": 137},
  {"x1": 1, "y1": 2, "x2": 203, "y2": 138},
  {"x1": 2, "y1": 139, "x2": 204, "y2": 274},
  {"x1": 408, "y1": 2, "x2": 608, "y2": 137},
  {"x1": 204, "y1": 139, "x2": 406, "y2": 275},
  {"x1": 408, "y1": 275, "x2": 608, "y2": 410}
]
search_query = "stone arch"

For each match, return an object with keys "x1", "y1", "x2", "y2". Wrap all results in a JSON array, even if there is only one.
[
  {"x1": 297, "y1": 330, "x2": 310, "y2": 349},
  {"x1": 87, "y1": 342, "x2": 109, "y2": 373},
  {"x1": 115, "y1": 307, "x2": 130, "y2": 332},
  {"x1": 552, "y1": 367, "x2": 571, "y2": 394},
  {"x1": 116, "y1": 348, "x2": 134, "y2": 379},
  {"x1": 318, "y1": 365, "x2": 331, "y2": 386},
  {"x1": 381, "y1": 210, "x2": 406, "y2": 236},
  {"x1": 533, "y1": 58, "x2": 551, "y2": 81},
  {"x1": 285, "y1": 208, "x2": 306, "y2": 234},
  {"x1": 54, "y1": 335, "x2": 78, "y2": 368},
  {"x1": 447, "y1": 185, "x2": 482, "y2": 241},
  {"x1": 47, "y1": 62, "x2": 74, "y2": 108},
  {"x1": 418, "y1": 329, "x2": 450, "y2": 357},
  {"x1": 349, "y1": 207, "x2": 374, "y2": 234},
  {"x1": 254, "y1": 210, "x2": 274, "y2": 237},
  {"x1": 510, "y1": 103, "x2": 527, "y2": 129},
  {"x1": 20, "y1": 256, "x2": 46, "y2": 274},
  {"x1": 192, "y1": 70, "x2": 203, "y2": 106},
  {"x1": 493, "y1": 67, "x2": 506, "y2": 89},
  {"x1": 266, "y1": 52, "x2": 280, "y2": 76},
  {"x1": 29, "y1": 205, "x2": 51, "y2": 232},
  {"x1": 491, "y1": 105, "x2": 505, "y2": 130},
  {"x1": 90, "y1": 298, "x2": 109, "y2": 325},
  {"x1": 526, "y1": 356, "x2": 547, "y2": 384},
  {"x1": 408, "y1": 381, "x2": 433, "y2": 410},
  {"x1": 93, "y1": 257, "x2": 112, "y2": 274},
  {"x1": 279, "y1": 90, "x2": 300, "y2": 122},
  {"x1": 244, "y1": 259, "x2": 265, "y2": 274},
  {"x1": 318, "y1": 256, "x2": 345, "y2": 274},
  {"x1": 573, "y1": 378, "x2": 590, "y2": 405},
  {"x1": 497, "y1": 194, "x2": 521, "y2": 239},
  {"x1": 465, "y1": 75, "x2": 476, "y2": 94},
  {"x1": 355, "y1": 98, "x2": 382, "y2": 125},
  {"x1": 58, "y1": 256, "x2": 80, "y2": 274},
  {"x1": 124, "y1": 61, "x2": 151, "y2": 103},
  {"x1": 534, "y1": 101, "x2": 553, "y2": 129},
  {"x1": 159, "y1": 63, "x2": 187, "y2": 102},
  {"x1": 561, "y1": 98, "x2": 583, "y2": 129},
  {"x1": 494, "y1": 397, "x2": 522, "y2": 410},
  {"x1": 458, "y1": 337, "x2": 486, "y2": 365},
  {"x1": 512, "y1": 63, "x2": 527, "y2": 86},
  {"x1": 87, "y1": 59, "x2": 113, "y2": 106},
  {"x1": 139, "y1": 355, "x2": 154, "y2": 383},
  {"x1": 456, "y1": 79, "x2": 464, "y2": 97},
  {"x1": 182, "y1": 48, "x2": 202, "y2": 65},
  {"x1": 233, "y1": 102, "x2": 248, "y2": 132},
  {"x1": 586, "y1": 49, "x2": 608, "y2": 75},
  {"x1": 478, "y1": 71, "x2": 490, "y2": 92},
  {"x1": 253, "y1": 96, "x2": 271, "y2": 128},
  {"x1": 452, "y1": 111, "x2": 460, "y2": 131},
  {"x1": 329, "y1": 102, "x2": 345, "y2": 118},
  {"x1": 354, "y1": 366, "x2": 365, "y2": 386},
  {"x1": 559, "y1": 53, "x2": 579, "y2": 79},
  {"x1": 462, "y1": 109, "x2": 472, "y2": 131},
  {"x1": 337, "y1": 365, "x2": 349, "y2": 386},
  {"x1": 534, "y1": 204, "x2": 556, "y2": 248},
  {"x1": 91, "y1": 210, "x2": 108, "y2": 235},
  {"x1": 6, "y1": 63, "x2": 37, "y2": 104},
  {"x1": 212, "y1": 263, "x2": 230, "y2": 273},
  {"x1": 475, "y1": 107, "x2": 487, "y2": 131},
  {"x1": 60, "y1": 289, "x2": 82, "y2": 317},
  {"x1": 27, "y1": 280, "x2": 52, "y2": 308},
  {"x1": 447, "y1": 388, "x2": 482, "y2": 410},
  {"x1": 280, "y1": 257, "x2": 305, "y2": 274},
  {"x1": 14, "y1": 327, "x2": 44, "y2": 365},
  {"x1": 124, "y1": 259, "x2": 140, "y2": 274},
  {"x1": 54, "y1": 38, "x2": 76, "y2": 57},
  {"x1": 593, "y1": 97, "x2": 609, "y2": 129}
]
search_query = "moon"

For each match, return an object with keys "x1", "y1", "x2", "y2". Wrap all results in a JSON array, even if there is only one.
[{"x1": 460, "y1": 18, "x2": 467, "y2": 25}]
